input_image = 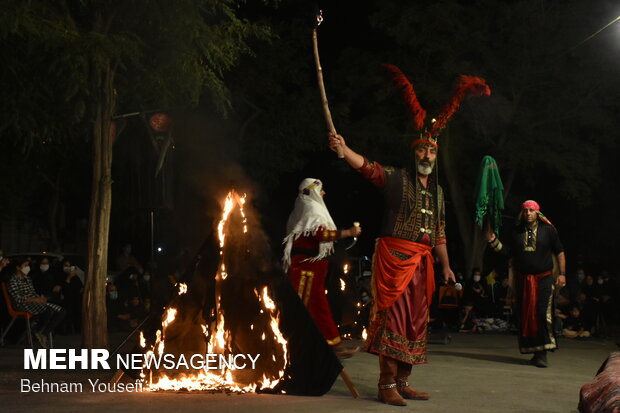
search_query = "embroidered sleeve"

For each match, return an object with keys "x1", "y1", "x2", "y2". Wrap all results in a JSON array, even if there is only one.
[
  {"x1": 488, "y1": 236, "x2": 511, "y2": 256},
  {"x1": 356, "y1": 157, "x2": 387, "y2": 188},
  {"x1": 435, "y1": 185, "x2": 447, "y2": 245},
  {"x1": 314, "y1": 226, "x2": 340, "y2": 242}
]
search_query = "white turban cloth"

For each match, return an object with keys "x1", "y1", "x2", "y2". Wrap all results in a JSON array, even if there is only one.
[{"x1": 282, "y1": 178, "x2": 337, "y2": 272}]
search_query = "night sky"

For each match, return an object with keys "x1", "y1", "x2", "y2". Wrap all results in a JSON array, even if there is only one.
[{"x1": 1, "y1": 0, "x2": 619, "y2": 279}]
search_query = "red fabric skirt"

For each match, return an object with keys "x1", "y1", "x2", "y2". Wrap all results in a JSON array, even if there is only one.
[
  {"x1": 287, "y1": 255, "x2": 341, "y2": 346},
  {"x1": 366, "y1": 240, "x2": 431, "y2": 364}
]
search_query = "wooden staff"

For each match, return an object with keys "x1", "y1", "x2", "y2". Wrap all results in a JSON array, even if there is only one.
[{"x1": 312, "y1": 10, "x2": 344, "y2": 158}]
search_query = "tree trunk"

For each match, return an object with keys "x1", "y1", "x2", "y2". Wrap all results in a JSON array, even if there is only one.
[
  {"x1": 82, "y1": 62, "x2": 115, "y2": 349},
  {"x1": 441, "y1": 129, "x2": 474, "y2": 273}
]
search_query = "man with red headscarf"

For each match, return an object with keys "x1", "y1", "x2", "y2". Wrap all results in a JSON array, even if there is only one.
[
  {"x1": 485, "y1": 200, "x2": 566, "y2": 367},
  {"x1": 328, "y1": 132, "x2": 455, "y2": 406}
]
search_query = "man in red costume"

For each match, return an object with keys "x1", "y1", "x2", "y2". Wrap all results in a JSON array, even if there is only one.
[
  {"x1": 283, "y1": 178, "x2": 362, "y2": 358},
  {"x1": 325, "y1": 65, "x2": 490, "y2": 406},
  {"x1": 328, "y1": 132, "x2": 455, "y2": 405}
]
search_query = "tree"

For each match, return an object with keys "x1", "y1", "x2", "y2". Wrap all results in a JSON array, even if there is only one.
[{"x1": 0, "y1": 0, "x2": 270, "y2": 348}]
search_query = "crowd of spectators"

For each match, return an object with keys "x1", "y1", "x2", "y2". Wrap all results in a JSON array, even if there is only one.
[
  {"x1": 429, "y1": 263, "x2": 619, "y2": 339},
  {"x1": 555, "y1": 268, "x2": 618, "y2": 338},
  {"x1": 0, "y1": 242, "x2": 153, "y2": 345}
]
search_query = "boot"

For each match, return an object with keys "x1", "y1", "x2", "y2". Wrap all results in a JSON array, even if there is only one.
[
  {"x1": 530, "y1": 351, "x2": 548, "y2": 368},
  {"x1": 377, "y1": 355, "x2": 407, "y2": 406},
  {"x1": 396, "y1": 361, "x2": 430, "y2": 400}
]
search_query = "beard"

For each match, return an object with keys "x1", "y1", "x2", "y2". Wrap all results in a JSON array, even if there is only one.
[{"x1": 416, "y1": 160, "x2": 434, "y2": 176}]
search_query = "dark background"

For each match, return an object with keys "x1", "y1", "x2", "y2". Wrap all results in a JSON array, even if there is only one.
[{"x1": 1, "y1": 0, "x2": 618, "y2": 279}]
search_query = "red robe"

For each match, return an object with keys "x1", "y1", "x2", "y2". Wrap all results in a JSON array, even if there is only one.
[{"x1": 286, "y1": 227, "x2": 341, "y2": 346}]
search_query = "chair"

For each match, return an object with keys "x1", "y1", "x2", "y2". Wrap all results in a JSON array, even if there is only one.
[{"x1": 0, "y1": 282, "x2": 34, "y2": 347}]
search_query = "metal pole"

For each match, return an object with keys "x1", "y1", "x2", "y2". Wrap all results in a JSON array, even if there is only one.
[{"x1": 150, "y1": 210, "x2": 155, "y2": 276}]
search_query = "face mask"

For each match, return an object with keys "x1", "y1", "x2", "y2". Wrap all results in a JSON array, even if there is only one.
[
  {"x1": 0, "y1": 255, "x2": 3, "y2": 261},
  {"x1": 577, "y1": 273, "x2": 585, "y2": 282},
  {"x1": 109, "y1": 291, "x2": 118, "y2": 300},
  {"x1": 40, "y1": 264, "x2": 50, "y2": 272},
  {"x1": 143, "y1": 275, "x2": 151, "y2": 282},
  {"x1": 129, "y1": 273, "x2": 138, "y2": 281},
  {"x1": 123, "y1": 247, "x2": 132, "y2": 254},
  {"x1": 597, "y1": 279, "x2": 604, "y2": 285},
  {"x1": 22, "y1": 266, "x2": 31, "y2": 276},
  {"x1": 473, "y1": 275, "x2": 481, "y2": 282}
]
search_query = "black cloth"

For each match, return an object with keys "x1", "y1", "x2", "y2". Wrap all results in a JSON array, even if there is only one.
[
  {"x1": 270, "y1": 275, "x2": 342, "y2": 396},
  {"x1": 499, "y1": 222, "x2": 563, "y2": 275},
  {"x1": 515, "y1": 274, "x2": 557, "y2": 353}
]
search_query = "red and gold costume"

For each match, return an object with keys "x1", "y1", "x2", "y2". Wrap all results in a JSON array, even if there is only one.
[
  {"x1": 358, "y1": 158, "x2": 446, "y2": 364},
  {"x1": 358, "y1": 64, "x2": 489, "y2": 405},
  {"x1": 286, "y1": 226, "x2": 341, "y2": 345},
  {"x1": 283, "y1": 178, "x2": 343, "y2": 346}
]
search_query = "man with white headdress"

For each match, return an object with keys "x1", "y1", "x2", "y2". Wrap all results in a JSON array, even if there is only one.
[{"x1": 283, "y1": 178, "x2": 361, "y2": 358}]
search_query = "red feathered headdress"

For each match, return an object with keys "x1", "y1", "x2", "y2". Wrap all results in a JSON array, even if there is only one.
[{"x1": 383, "y1": 64, "x2": 491, "y2": 149}]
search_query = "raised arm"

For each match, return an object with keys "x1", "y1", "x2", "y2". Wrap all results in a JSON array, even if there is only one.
[{"x1": 328, "y1": 132, "x2": 364, "y2": 169}]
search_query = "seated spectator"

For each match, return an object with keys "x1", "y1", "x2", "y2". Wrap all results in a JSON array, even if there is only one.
[
  {"x1": 31, "y1": 257, "x2": 63, "y2": 305},
  {"x1": 0, "y1": 250, "x2": 10, "y2": 282},
  {"x1": 597, "y1": 272, "x2": 615, "y2": 325},
  {"x1": 566, "y1": 268, "x2": 585, "y2": 301},
  {"x1": 106, "y1": 284, "x2": 123, "y2": 331},
  {"x1": 489, "y1": 273, "x2": 511, "y2": 317},
  {"x1": 463, "y1": 268, "x2": 492, "y2": 317},
  {"x1": 563, "y1": 305, "x2": 590, "y2": 338},
  {"x1": 582, "y1": 275, "x2": 603, "y2": 302},
  {"x1": 459, "y1": 301, "x2": 478, "y2": 333},
  {"x1": 554, "y1": 293, "x2": 572, "y2": 336},
  {"x1": 115, "y1": 266, "x2": 142, "y2": 302},
  {"x1": 116, "y1": 243, "x2": 143, "y2": 273},
  {"x1": 60, "y1": 259, "x2": 84, "y2": 333},
  {"x1": 7, "y1": 257, "x2": 66, "y2": 347},
  {"x1": 116, "y1": 296, "x2": 148, "y2": 331},
  {"x1": 576, "y1": 292, "x2": 599, "y2": 335}
]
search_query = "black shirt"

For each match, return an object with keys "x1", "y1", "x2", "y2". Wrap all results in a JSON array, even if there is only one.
[{"x1": 500, "y1": 222, "x2": 564, "y2": 275}]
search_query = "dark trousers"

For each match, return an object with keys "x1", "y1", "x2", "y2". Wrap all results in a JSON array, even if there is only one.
[{"x1": 38, "y1": 308, "x2": 67, "y2": 335}]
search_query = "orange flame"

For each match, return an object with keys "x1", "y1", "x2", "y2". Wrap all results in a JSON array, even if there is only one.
[{"x1": 141, "y1": 190, "x2": 288, "y2": 393}]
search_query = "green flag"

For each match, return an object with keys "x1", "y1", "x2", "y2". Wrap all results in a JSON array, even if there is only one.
[{"x1": 474, "y1": 155, "x2": 504, "y2": 234}]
